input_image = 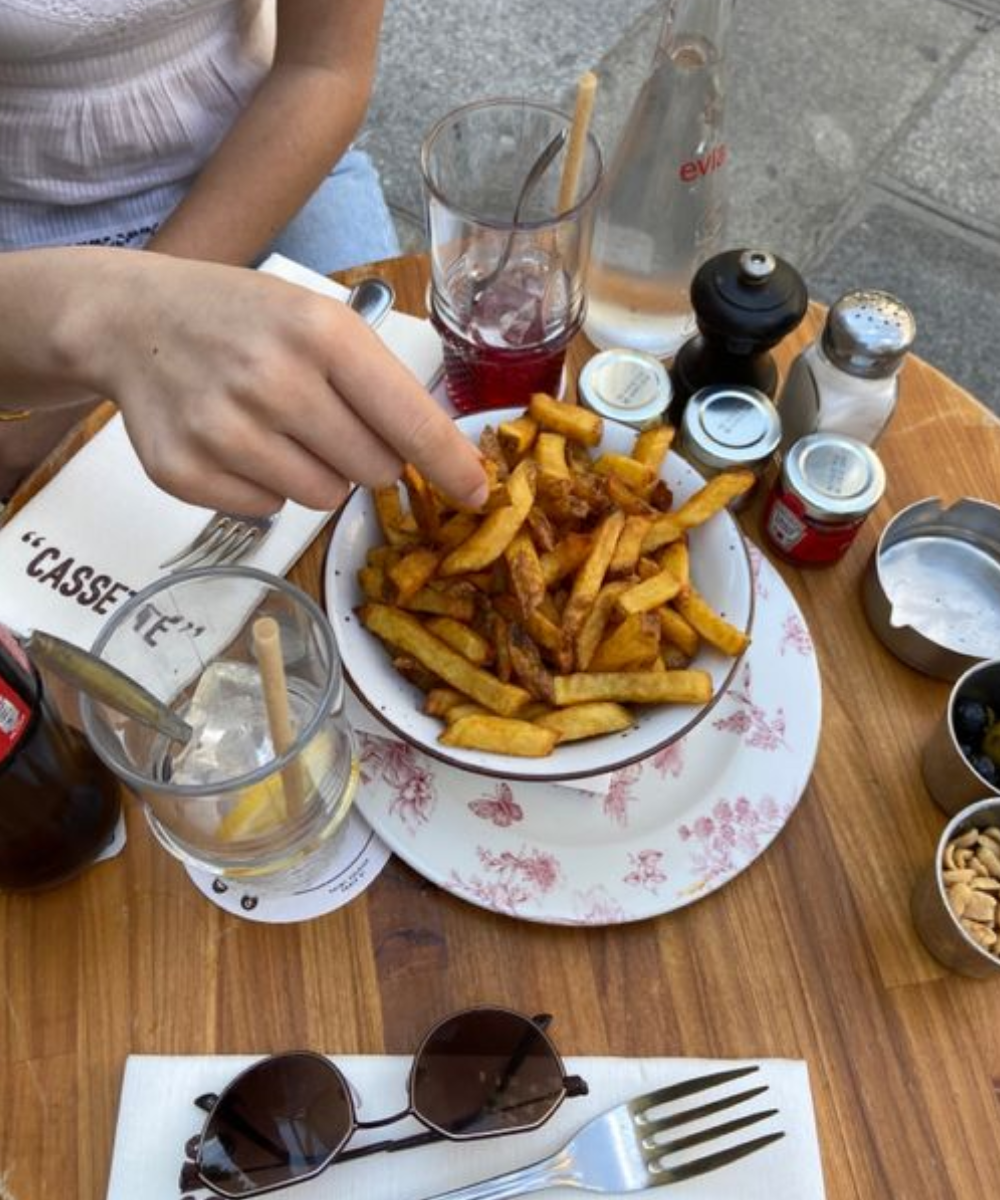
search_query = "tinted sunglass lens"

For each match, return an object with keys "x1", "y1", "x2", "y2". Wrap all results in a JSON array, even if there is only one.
[
  {"x1": 199, "y1": 1054, "x2": 352, "y2": 1197},
  {"x1": 411, "y1": 1009, "x2": 565, "y2": 1137}
]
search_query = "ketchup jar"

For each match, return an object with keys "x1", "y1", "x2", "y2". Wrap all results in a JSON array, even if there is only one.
[
  {"x1": 763, "y1": 432, "x2": 886, "y2": 567},
  {"x1": 0, "y1": 621, "x2": 120, "y2": 891}
]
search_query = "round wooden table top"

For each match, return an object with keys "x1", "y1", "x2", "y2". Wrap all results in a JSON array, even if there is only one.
[{"x1": 3, "y1": 253, "x2": 1000, "y2": 1200}]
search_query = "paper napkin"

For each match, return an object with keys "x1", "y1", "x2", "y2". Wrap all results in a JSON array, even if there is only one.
[
  {"x1": 0, "y1": 254, "x2": 442, "y2": 648},
  {"x1": 107, "y1": 1053, "x2": 825, "y2": 1200}
]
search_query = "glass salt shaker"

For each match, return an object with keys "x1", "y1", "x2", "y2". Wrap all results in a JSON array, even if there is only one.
[{"x1": 778, "y1": 290, "x2": 916, "y2": 450}]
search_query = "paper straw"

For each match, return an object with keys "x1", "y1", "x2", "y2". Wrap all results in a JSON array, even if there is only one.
[
  {"x1": 252, "y1": 616, "x2": 304, "y2": 817},
  {"x1": 558, "y1": 70, "x2": 599, "y2": 212}
]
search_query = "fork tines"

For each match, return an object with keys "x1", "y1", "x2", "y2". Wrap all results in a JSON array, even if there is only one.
[
  {"x1": 634, "y1": 1065, "x2": 785, "y2": 1185},
  {"x1": 159, "y1": 513, "x2": 273, "y2": 572}
]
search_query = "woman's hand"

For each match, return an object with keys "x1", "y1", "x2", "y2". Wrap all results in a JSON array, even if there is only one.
[{"x1": 0, "y1": 248, "x2": 487, "y2": 513}]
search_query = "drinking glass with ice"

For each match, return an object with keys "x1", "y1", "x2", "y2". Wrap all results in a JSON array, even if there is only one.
[{"x1": 81, "y1": 568, "x2": 357, "y2": 896}]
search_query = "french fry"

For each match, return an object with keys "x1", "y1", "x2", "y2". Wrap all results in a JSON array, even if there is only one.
[
  {"x1": 608, "y1": 515, "x2": 652, "y2": 577},
  {"x1": 478, "y1": 426, "x2": 509, "y2": 478},
  {"x1": 425, "y1": 616, "x2": 494, "y2": 666},
  {"x1": 439, "y1": 459, "x2": 537, "y2": 575},
  {"x1": 658, "y1": 541, "x2": 689, "y2": 589},
  {"x1": 437, "y1": 511, "x2": 479, "y2": 550},
  {"x1": 526, "y1": 506, "x2": 557, "y2": 553},
  {"x1": 640, "y1": 512, "x2": 685, "y2": 554},
  {"x1": 387, "y1": 547, "x2": 442, "y2": 605},
  {"x1": 373, "y1": 485, "x2": 417, "y2": 546},
  {"x1": 423, "y1": 687, "x2": 467, "y2": 718},
  {"x1": 360, "y1": 605, "x2": 531, "y2": 716},
  {"x1": 649, "y1": 479, "x2": 674, "y2": 511},
  {"x1": 505, "y1": 531, "x2": 546, "y2": 616},
  {"x1": 508, "y1": 622, "x2": 555, "y2": 703},
  {"x1": 615, "y1": 565, "x2": 683, "y2": 617},
  {"x1": 661, "y1": 643, "x2": 692, "y2": 670},
  {"x1": 631, "y1": 425, "x2": 675, "y2": 473},
  {"x1": 605, "y1": 473, "x2": 657, "y2": 516},
  {"x1": 440, "y1": 714, "x2": 559, "y2": 757},
  {"x1": 366, "y1": 545, "x2": 404, "y2": 569},
  {"x1": 553, "y1": 670, "x2": 713, "y2": 706},
  {"x1": 391, "y1": 655, "x2": 440, "y2": 692},
  {"x1": 534, "y1": 431, "x2": 571, "y2": 479},
  {"x1": 658, "y1": 606, "x2": 700, "y2": 658},
  {"x1": 497, "y1": 414, "x2": 538, "y2": 461},
  {"x1": 444, "y1": 702, "x2": 491, "y2": 725},
  {"x1": 540, "y1": 533, "x2": 592, "y2": 587},
  {"x1": 589, "y1": 612, "x2": 661, "y2": 672},
  {"x1": 529, "y1": 392, "x2": 603, "y2": 446},
  {"x1": 404, "y1": 587, "x2": 475, "y2": 622},
  {"x1": 593, "y1": 453, "x2": 655, "y2": 495},
  {"x1": 673, "y1": 585, "x2": 751, "y2": 657},
  {"x1": 358, "y1": 564, "x2": 389, "y2": 602},
  {"x1": 562, "y1": 509, "x2": 626, "y2": 638},
  {"x1": 401, "y1": 464, "x2": 441, "y2": 542},
  {"x1": 575, "y1": 581, "x2": 629, "y2": 671},
  {"x1": 537, "y1": 702, "x2": 633, "y2": 742}
]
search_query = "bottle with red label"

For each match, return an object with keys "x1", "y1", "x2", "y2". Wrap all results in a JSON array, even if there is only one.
[
  {"x1": 584, "y1": 0, "x2": 735, "y2": 359},
  {"x1": 0, "y1": 621, "x2": 120, "y2": 891}
]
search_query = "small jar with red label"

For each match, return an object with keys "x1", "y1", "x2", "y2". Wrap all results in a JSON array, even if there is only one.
[{"x1": 763, "y1": 432, "x2": 886, "y2": 566}]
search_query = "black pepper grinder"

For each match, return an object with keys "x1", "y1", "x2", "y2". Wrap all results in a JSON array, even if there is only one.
[{"x1": 668, "y1": 248, "x2": 808, "y2": 423}]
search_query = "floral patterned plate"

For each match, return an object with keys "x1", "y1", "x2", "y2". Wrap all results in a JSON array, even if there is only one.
[{"x1": 354, "y1": 546, "x2": 821, "y2": 926}]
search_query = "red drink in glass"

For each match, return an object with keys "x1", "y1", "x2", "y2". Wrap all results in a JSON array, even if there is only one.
[
  {"x1": 431, "y1": 309, "x2": 576, "y2": 413},
  {"x1": 430, "y1": 262, "x2": 580, "y2": 413}
]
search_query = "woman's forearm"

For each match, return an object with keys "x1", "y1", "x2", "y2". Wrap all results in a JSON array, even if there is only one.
[{"x1": 148, "y1": 0, "x2": 385, "y2": 265}]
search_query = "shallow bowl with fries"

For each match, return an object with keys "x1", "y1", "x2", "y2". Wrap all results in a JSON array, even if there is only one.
[{"x1": 324, "y1": 404, "x2": 754, "y2": 782}]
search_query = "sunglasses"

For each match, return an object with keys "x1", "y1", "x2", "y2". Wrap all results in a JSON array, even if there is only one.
[{"x1": 180, "y1": 1005, "x2": 588, "y2": 1199}]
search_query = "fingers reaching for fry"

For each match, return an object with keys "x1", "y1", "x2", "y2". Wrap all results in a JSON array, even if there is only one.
[{"x1": 353, "y1": 394, "x2": 751, "y2": 758}]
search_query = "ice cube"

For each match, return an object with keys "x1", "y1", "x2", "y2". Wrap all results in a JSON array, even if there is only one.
[{"x1": 170, "y1": 661, "x2": 280, "y2": 786}]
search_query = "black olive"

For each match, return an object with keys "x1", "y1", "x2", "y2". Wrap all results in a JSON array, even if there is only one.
[
  {"x1": 969, "y1": 753, "x2": 999, "y2": 787},
  {"x1": 953, "y1": 698, "x2": 992, "y2": 745}
]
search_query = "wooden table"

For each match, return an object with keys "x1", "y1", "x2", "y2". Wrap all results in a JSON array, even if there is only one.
[{"x1": 3, "y1": 254, "x2": 1000, "y2": 1200}]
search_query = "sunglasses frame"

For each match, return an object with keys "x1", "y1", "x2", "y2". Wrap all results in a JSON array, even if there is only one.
[{"x1": 182, "y1": 1005, "x2": 588, "y2": 1199}]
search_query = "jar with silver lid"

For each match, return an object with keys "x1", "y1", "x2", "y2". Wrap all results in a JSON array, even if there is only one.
[
  {"x1": 679, "y1": 385, "x2": 781, "y2": 509},
  {"x1": 763, "y1": 432, "x2": 886, "y2": 566},
  {"x1": 778, "y1": 290, "x2": 915, "y2": 450},
  {"x1": 578, "y1": 348, "x2": 672, "y2": 429}
]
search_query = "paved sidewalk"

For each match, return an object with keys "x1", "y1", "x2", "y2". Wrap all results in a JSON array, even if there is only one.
[{"x1": 367, "y1": 0, "x2": 1000, "y2": 419}]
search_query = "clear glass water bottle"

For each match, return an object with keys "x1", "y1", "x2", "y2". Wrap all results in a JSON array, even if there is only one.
[{"x1": 584, "y1": 0, "x2": 734, "y2": 358}]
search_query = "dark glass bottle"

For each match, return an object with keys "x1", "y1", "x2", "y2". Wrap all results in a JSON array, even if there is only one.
[{"x1": 0, "y1": 623, "x2": 120, "y2": 891}]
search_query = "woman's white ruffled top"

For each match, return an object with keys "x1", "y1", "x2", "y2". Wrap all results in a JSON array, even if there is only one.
[{"x1": 0, "y1": 0, "x2": 273, "y2": 248}]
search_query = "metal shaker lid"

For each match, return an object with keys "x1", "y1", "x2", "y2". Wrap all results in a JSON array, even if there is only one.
[
  {"x1": 578, "y1": 348, "x2": 672, "y2": 428},
  {"x1": 783, "y1": 432, "x2": 886, "y2": 519},
  {"x1": 822, "y1": 290, "x2": 916, "y2": 380},
  {"x1": 682, "y1": 385, "x2": 781, "y2": 469}
]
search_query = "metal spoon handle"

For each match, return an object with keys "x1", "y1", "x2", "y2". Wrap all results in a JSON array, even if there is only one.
[
  {"x1": 346, "y1": 277, "x2": 395, "y2": 329},
  {"x1": 25, "y1": 629, "x2": 192, "y2": 745}
]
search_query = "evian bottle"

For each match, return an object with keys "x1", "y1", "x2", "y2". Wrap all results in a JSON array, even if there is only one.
[{"x1": 584, "y1": 0, "x2": 734, "y2": 358}]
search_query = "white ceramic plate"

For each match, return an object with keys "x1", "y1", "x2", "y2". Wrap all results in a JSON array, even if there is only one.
[
  {"x1": 353, "y1": 545, "x2": 821, "y2": 926},
  {"x1": 324, "y1": 407, "x2": 753, "y2": 782}
]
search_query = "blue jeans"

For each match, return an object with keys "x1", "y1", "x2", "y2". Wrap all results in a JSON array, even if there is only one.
[{"x1": 265, "y1": 147, "x2": 400, "y2": 275}]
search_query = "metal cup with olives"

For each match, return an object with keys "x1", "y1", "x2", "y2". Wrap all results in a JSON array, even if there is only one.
[{"x1": 923, "y1": 659, "x2": 1000, "y2": 815}]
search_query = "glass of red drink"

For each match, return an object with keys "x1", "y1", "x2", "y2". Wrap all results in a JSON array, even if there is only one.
[{"x1": 421, "y1": 98, "x2": 602, "y2": 414}]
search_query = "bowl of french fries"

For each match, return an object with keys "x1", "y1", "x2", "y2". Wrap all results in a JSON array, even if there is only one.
[{"x1": 325, "y1": 394, "x2": 755, "y2": 781}]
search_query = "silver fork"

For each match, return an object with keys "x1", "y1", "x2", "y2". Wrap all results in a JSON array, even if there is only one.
[
  {"x1": 158, "y1": 275, "x2": 396, "y2": 573},
  {"x1": 158, "y1": 511, "x2": 275, "y2": 571},
  {"x1": 417, "y1": 1067, "x2": 783, "y2": 1200}
]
